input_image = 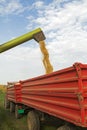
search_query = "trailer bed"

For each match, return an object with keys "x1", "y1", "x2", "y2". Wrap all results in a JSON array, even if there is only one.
[{"x1": 7, "y1": 63, "x2": 87, "y2": 127}]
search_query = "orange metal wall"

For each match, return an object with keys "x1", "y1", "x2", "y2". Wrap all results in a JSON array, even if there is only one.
[{"x1": 7, "y1": 63, "x2": 87, "y2": 127}]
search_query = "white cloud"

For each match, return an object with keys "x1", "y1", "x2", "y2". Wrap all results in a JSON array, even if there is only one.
[
  {"x1": 0, "y1": 0, "x2": 5, "y2": 3},
  {"x1": 0, "y1": 43, "x2": 45, "y2": 84},
  {"x1": 26, "y1": 0, "x2": 87, "y2": 70},
  {"x1": 0, "y1": 0, "x2": 24, "y2": 15},
  {"x1": 32, "y1": 1, "x2": 44, "y2": 9}
]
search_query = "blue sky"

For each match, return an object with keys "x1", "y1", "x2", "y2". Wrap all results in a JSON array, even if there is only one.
[{"x1": 0, "y1": 0, "x2": 87, "y2": 84}]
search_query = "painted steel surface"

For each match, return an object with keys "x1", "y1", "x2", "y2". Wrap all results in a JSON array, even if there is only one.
[
  {"x1": 7, "y1": 86, "x2": 15, "y2": 102},
  {"x1": 0, "y1": 28, "x2": 45, "y2": 53},
  {"x1": 7, "y1": 82, "x2": 21, "y2": 103},
  {"x1": 7, "y1": 63, "x2": 87, "y2": 127}
]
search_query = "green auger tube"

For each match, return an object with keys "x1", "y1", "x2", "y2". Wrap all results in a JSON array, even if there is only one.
[{"x1": 0, "y1": 28, "x2": 45, "y2": 53}]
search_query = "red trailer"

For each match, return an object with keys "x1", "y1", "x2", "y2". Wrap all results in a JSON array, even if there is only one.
[{"x1": 5, "y1": 62, "x2": 87, "y2": 130}]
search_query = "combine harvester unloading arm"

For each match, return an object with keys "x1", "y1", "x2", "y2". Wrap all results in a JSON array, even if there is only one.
[
  {"x1": 0, "y1": 28, "x2": 44, "y2": 53},
  {"x1": 0, "y1": 28, "x2": 53, "y2": 74}
]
